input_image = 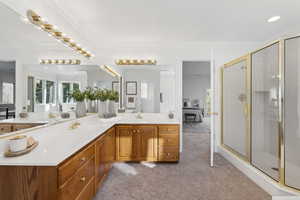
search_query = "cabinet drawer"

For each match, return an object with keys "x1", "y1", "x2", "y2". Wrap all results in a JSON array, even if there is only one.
[
  {"x1": 75, "y1": 177, "x2": 95, "y2": 200},
  {"x1": 59, "y1": 157, "x2": 95, "y2": 200},
  {"x1": 0, "y1": 125, "x2": 12, "y2": 134},
  {"x1": 13, "y1": 124, "x2": 34, "y2": 132},
  {"x1": 159, "y1": 134, "x2": 179, "y2": 146},
  {"x1": 59, "y1": 144, "x2": 94, "y2": 186},
  {"x1": 159, "y1": 146, "x2": 179, "y2": 154},
  {"x1": 159, "y1": 125, "x2": 179, "y2": 134},
  {"x1": 159, "y1": 152, "x2": 179, "y2": 161}
]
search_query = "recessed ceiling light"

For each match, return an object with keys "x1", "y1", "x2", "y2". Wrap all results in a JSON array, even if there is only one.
[{"x1": 268, "y1": 16, "x2": 281, "y2": 23}]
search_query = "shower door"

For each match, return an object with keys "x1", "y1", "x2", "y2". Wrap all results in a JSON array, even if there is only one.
[
  {"x1": 285, "y1": 36, "x2": 300, "y2": 189},
  {"x1": 222, "y1": 56, "x2": 250, "y2": 160},
  {"x1": 251, "y1": 42, "x2": 280, "y2": 180}
]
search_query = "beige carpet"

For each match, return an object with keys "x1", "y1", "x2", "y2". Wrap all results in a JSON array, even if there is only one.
[
  {"x1": 94, "y1": 132, "x2": 271, "y2": 200},
  {"x1": 183, "y1": 117, "x2": 211, "y2": 133}
]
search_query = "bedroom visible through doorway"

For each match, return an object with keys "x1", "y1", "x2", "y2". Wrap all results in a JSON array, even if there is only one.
[{"x1": 182, "y1": 61, "x2": 211, "y2": 134}]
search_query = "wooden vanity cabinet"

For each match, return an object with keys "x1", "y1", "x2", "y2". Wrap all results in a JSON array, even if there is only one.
[
  {"x1": 116, "y1": 126, "x2": 138, "y2": 161},
  {"x1": 0, "y1": 124, "x2": 12, "y2": 134},
  {"x1": 158, "y1": 125, "x2": 180, "y2": 162},
  {"x1": 137, "y1": 125, "x2": 158, "y2": 161},
  {"x1": 104, "y1": 127, "x2": 116, "y2": 171},
  {"x1": 0, "y1": 123, "x2": 44, "y2": 135},
  {"x1": 95, "y1": 135, "x2": 106, "y2": 191},
  {"x1": 0, "y1": 124, "x2": 179, "y2": 200},
  {"x1": 116, "y1": 125, "x2": 180, "y2": 162},
  {"x1": 95, "y1": 127, "x2": 115, "y2": 191},
  {"x1": 116, "y1": 125, "x2": 158, "y2": 161}
]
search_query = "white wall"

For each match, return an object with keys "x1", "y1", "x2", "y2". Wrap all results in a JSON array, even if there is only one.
[{"x1": 87, "y1": 69, "x2": 117, "y2": 89}]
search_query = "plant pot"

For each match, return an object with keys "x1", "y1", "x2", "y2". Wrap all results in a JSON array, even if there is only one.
[
  {"x1": 75, "y1": 101, "x2": 86, "y2": 118},
  {"x1": 115, "y1": 103, "x2": 119, "y2": 114},
  {"x1": 107, "y1": 100, "x2": 116, "y2": 115},
  {"x1": 98, "y1": 101, "x2": 107, "y2": 118},
  {"x1": 87, "y1": 100, "x2": 97, "y2": 113}
]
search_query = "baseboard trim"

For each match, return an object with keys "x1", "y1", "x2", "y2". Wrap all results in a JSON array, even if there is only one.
[{"x1": 218, "y1": 146, "x2": 299, "y2": 196}]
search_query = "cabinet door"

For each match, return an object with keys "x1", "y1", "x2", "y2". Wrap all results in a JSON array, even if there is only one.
[
  {"x1": 137, "y1": 126, "x2": 158, "y2": 161},
  {"x1": 13, "y1": 124, "x2": 34, "y2": 132},
  {"x1": 116, "y1": 126, "x2": 137, "y2": 161},
  {"x1": 95, "y1": 137, "x2": 105, "y2": 190},
  {"x1": 0, "y1": 125, "x2": 12, "y2": 134},
  {"x1": 104, "y1": 128, "x2": 115, "y2": 172}
]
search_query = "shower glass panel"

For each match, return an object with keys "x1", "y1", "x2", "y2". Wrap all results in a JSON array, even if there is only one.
[
  {"x1": 251, "y1": 43, "x2": 280, "y2": 181},
  {"x1": 222, "y1": 58, "x2": 249, "y2": 159},
  {"x1": 285, "y1": 37, "x2": 300, "y2": 189}
]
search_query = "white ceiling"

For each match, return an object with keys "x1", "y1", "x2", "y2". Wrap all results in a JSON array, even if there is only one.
[
  {"x1": 1, "y1": 0, "x2": 300, "y2": 58},
  {"x1": 20, "y1": 0, "x2": 300, "y2": 44}
]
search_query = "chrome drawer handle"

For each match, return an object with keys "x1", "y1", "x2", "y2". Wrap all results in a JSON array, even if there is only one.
[{"x1": 80, "y1": 176, "x2": 86, "y2": 182}]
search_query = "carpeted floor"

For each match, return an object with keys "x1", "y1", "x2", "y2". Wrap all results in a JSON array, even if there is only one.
[
  {"x1": 183, "y1": 117, "x2": 211, "y2": 133},
  {"x1": 94, "y1": 132, "x2": 271, "y2": 200}
]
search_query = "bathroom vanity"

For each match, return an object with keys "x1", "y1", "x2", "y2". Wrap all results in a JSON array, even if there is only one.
[{"x1": 0, "y1": 113, "x2": 180, "y2": 200}]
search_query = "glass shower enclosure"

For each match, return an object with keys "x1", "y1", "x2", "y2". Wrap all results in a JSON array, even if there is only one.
[
  {"x1": 251, "y1": 42, "x2": 280, "y2": 181},
  {"x1": 221, "y1": 55, "x2": 250, "y2": 161},
  {"x1": 284, "y1": 36, "x2": 300, "y2": 189}
]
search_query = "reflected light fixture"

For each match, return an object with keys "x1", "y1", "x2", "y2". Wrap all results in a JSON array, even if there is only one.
[
  {"x1": 268, "y1": 16, "x2": 281, "y2": 23},
  {"x1": 115, "y1": 59, "x2": 157, "y2": 65},
  {"x1": 100, "y1": 65, "x2": 120, "y2": 77},
  {"x1": 40, "y1": 59, "x2": 81, "y2": 65},
  {"x1": 27, "y1": 10, "x2": 94, "y2": 58}
]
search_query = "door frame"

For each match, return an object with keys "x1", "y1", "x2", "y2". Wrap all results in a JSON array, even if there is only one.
[{"x1": 180, "y1": 56, "x2": 216, "y2": 167}]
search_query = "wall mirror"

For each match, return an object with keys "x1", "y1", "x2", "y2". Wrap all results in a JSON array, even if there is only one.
[{"x1": 113, "y1": 65, "x2": 175, "y2": 114}]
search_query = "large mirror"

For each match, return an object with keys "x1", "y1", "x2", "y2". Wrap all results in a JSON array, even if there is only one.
[
  {"x1": 0, "y1": 3, "x2": 175, "y2": 122},
  {"x1": 25, "y1": 65, "x2": 118, "y2": 113}
]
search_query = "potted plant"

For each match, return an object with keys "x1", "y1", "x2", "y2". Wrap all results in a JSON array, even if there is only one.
[
  {"x1": 95, "y1": 89, "x2": 108, "y2": 118},
  {"x1": 85, "y1": 87, "x2": 97, "y2": 113},
  {"x1": 108, "y1": 90, "x2": 119, "y2": 115},
  {"x1": 69, "y1": 89, "x2": 86, "y2": 118}
]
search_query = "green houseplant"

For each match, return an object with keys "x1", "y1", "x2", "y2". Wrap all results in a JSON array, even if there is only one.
[
  {"x1": 85, "y1": 87, "x2": 97, "y2": 113},
  {"x1": 95, "y1": 89, "x2": 109, "y2": 117},
  {"x1": 69, "y1": 89, "x2": 86, "y2": 118},
  {"x1": 107, "y1": 90, "x2": 119, "y2": 115}
]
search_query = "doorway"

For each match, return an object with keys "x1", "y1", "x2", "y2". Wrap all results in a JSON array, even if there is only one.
[
  {"x1": 181, "y1": 60, "x2": 214, "y2": 166},
  {"x1": 182, "y1": 61, "x2": 211, "y2": 133}
]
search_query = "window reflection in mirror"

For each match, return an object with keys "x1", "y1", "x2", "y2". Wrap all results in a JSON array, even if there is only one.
[{"x1": 0, "y1": 61, "x2": 16, "y2": 120}]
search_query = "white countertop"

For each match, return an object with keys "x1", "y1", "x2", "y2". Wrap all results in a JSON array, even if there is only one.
[{"x1": 0, "y1": 113, "x2": 179, "y2": 166}]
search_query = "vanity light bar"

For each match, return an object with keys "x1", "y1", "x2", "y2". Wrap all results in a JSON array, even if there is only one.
[
  {"x1": 100, "y1": 65, "x2": 121, "y2": 77},
  {"x1": 40, "y1": 59, "x2": 81, "y2": 65},
  {"x1": 27, "y1": 10, "x2": 94, "y2": 59},
  {"x1": 115, "y1": 59, "x2": 157, "y2": 65}
]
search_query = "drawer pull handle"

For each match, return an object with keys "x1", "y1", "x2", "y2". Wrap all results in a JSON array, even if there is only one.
[
  {"x1": 167, "y1": 153, "x2": 171, "y2": 156},
  {"x1": 80, "y1": 157, "x2": 86, "y2": 162},
  {"x1": 80, "y1": 177, "x2": 86, "y2": 182}
]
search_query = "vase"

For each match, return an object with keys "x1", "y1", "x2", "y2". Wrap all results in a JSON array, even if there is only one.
[
  {"x1": 107, "y1": 100, "x2": 116, "y2": 115},
  {"x1": 98, "y1": 101, "x2": 107, "y2": 118},
  {"x1": 87, "y1": 100, "x2": 97, "y2": 113},
  {"x1": 75, "y1": 101, "x2": 86, "y2": 118},
  {"x1": 115, "y1": 103, "x2": 119, "y2": 114}
]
